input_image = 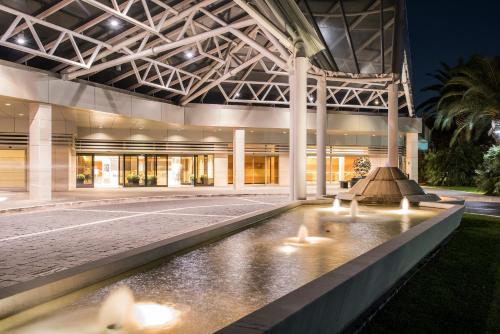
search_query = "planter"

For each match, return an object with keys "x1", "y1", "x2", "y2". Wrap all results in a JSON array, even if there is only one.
[{"x1": 340, "y1": 180, "x2": 349, "y2": 189}]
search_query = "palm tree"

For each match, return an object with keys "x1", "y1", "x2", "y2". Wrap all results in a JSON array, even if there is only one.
[{"x1": 435, "y1": 56, "x2": 500, "y2": 145}]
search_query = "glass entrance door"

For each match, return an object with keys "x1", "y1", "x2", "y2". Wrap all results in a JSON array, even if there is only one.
[
  {"x1": 146, "y1": 155, "x2": 167, "y2": 186},
  {"x1": 168, "y1": 156, "x2": 194, "y2": 186},
  {"x1": 94, "y1": 155, "x2": 119, "y2": 188},
  {"x1": 124, "y1": 155, "x2": 146, "y2": 186},
  {"x1": 194, "y1": 154, "x2": 214, "y2": 186}
]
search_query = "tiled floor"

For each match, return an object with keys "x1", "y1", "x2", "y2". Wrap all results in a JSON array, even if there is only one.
[{"x1": 0, "y1": 195, "x2": 289, "y2": 288}]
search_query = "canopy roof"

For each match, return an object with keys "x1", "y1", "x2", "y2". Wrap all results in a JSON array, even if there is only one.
[{"x1": 0, "y1": 0, "x2": 413, "y2": 114}]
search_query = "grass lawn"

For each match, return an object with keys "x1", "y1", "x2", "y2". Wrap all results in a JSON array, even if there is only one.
[
  {"x1": 360, "y1": 213, "x2": 500, "y2": 334},
  {"x1": 426, "y1": 185, "x2": 486, "y2": 194}
]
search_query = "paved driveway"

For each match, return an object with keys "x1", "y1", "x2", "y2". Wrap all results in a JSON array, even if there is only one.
[{"x1": 0, "y1": 195, "x2": 289, "y2": 289}]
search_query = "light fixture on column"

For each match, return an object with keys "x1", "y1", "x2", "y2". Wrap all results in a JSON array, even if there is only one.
[{"x1": 16, "y1": 33, "x2": 26, "y2": 45}]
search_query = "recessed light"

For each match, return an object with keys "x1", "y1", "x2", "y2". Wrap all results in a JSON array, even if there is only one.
[
  {"x1": 282, "y1": 131, "x2": 287, "y2": 134},
  {"x1": 217, "y1": 128, "x2": 222, "y2": 131},
  {"x1": 250, "y1": 130, "x2": 254, "y2": 133},
  {"x1": 344, "y1": 133, "x2": 348, "y2": 136},
  {"x1": 5, "y1": 103, "x2": 11, "y2": 106},
  {"x1": 374, "y1": 99, "x2": 380, "y2": 105},
  {"x1": 138, "y1": 127, "x2": 144, "y2": 130},
  {"x1": 18, "y1": 113, "x2": 24, "y2": 116},
  {"x1": 16, "y1": 34, "x2": 26, "y2": 45},
  {"x1": 110, "y1": 18, "x2": 119, "y2": 28},
  {"x1": 308, "y1": 95, "x2": 314, "y2": 103},
  {"x1": 372, "y1": 134, "x2": 376, "y2": 137}
]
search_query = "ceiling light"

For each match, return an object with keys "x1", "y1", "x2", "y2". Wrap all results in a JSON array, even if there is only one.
[
  {"x1": 138, "y1": 127, "x2": 144, "y2": 130},
  {"x1": 5, "y1": 103, "x2": 11, "y2": 106},
  {"x1": 250, "y1": 130, "x2": 254, "y2": 133},
  {"x1": 16, "y1": 34, "x2": 26, "y2": 45},
  {"x1": 372, "y1": 134, "x2": 376, "y2": 137},
  {"x1": 374, "y1": 99, "x2": 380, "y2": 105},
  {"x1": 98, "y1": 125, "x2": 103, "y2": 129},
  {"x1": 110, "y1": 18, "x2": 120, "y2": 28},
  {"x1": 344, "y1": 133, "x2": 348, "y2": 136},
  {"x1": 185, "y1": 51, "x2": 194, "y2": 59},
  {"x1": 18, "y1": 113, "x2": 24, "y2": 116},
  {"x1": 282, "y1": 131, "x2": 287, "y2": 134},
  {"x1": 217, "y1": 128, "x2": 222, "y2": 131},
  {"x1": 235, "y1": 92, "x2": 241, "y2": 98}
]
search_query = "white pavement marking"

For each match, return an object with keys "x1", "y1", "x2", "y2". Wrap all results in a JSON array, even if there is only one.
[
  {"x1": 0, "y1": 202, "x2": 266, "y2": 242},
  {"x1": 237, "y1": 197, "x2": 277, "y2": 205}
]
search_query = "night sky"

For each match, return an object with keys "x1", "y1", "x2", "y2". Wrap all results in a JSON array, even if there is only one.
[{"x1": 406, "y1": 0, "x2": 500, "y2": 107}]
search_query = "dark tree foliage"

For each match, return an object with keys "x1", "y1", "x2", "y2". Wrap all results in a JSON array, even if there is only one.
[
  {"x1": 423, "y1": 142, "x2": 485, "y2": 186},
  {"x1": 475, "y1": 146, "x2": 500, "y2": 195}
]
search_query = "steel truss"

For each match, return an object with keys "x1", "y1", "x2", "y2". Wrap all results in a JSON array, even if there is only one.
[{"x1": 0, "y1": 0, "x2": 413, "y2": 112}]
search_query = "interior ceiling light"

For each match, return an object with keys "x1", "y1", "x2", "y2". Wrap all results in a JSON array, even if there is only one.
[
  {"x1": 5, "y1": 103, "x2": 11, "y2": 106},
  {"x1": 18, "y1": 113, "x2": 24, "y2": 116},
  {"x1": 16, "y1": 34, "x2": 26, "y2": 45},
  {"x1": 110, "y1": 18, "x2": 120, "y2": 28}
]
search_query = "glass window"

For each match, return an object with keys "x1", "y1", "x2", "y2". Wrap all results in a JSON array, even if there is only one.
[
  {"x1": 253, "y1": 156, "x2": 266, "y2": 184},
  {"x1": 306, "y1": 156, "x2": 317, "y2": 183},
  {"x1": 227, "y1": 154, "x2": 233, "y2": 184},
  {"x1": 244, "y1": 155, "x2": 253, "y2": 184},
  {"x1": 76, "y1": 154, "x2": 93, "y2": 187},
  {"x1": 0, "y1": 149, "x2": 26, "y2": 189},
  {"x1": 156, "y1": 155, "x2": 167, "y2": 186},
  {"x1": 124, "y1": 155, "x2": 145, "y2": 186},
  {"x1": 344, "y1": 156, "x2": 359, "y2": 180},
  {"x1": 266, "y1": 156, "x2": 279, "y2": 184},
  {"x1": 195, "y1": 155, "x2": 214, "y2": 186}
]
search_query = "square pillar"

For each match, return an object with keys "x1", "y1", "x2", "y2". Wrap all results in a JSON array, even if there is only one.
[
  {"x1": 233, "y1": 129, "x2": 245, "y2": 190},
  {"x1": 387, "y1": 82, "x2": 399, "y2": 167},
  {"x1": 29, "y1": 103, "x2": 52, "y2": 200},
  {"x1": 406, "y1": 132, "x2": 419, "y2": 181},
  {"x1": 339, "y1": 157, "x2": 345, "y2": 181},
  {"x1": 316, "y1": 76, "x2": 327, "y2": 198}
]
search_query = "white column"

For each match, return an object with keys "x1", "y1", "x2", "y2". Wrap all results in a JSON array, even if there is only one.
[
  {"x1": 233, "y1": 129, "x2": 245, "y2": 190},
  {"x1": 288, "y1": 71, "x2": 296, "y2": 200},
  {"x1": 406, "y1": 132, "x2": 419, "y2": 181},
  {"x1": 316, "y1": 76, "x2": 327, "y2": 198},
  {"x1": 289, "y1": 56, "x2": 309, "y2": 200},
  {"x1": 339, "y1": 157, "x2": 345, "y2": 181},
  {"x1": 387, "y1": 82, "x2": 399, "y2": 167},
  {"x1": 29, "y1": 103, "x2": 52, "y2": 200}
]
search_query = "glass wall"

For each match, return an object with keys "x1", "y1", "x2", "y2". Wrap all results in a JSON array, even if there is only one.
[
  {"x1": 168, "y1": 156, "x2": 194, "y2": 186},
  {"x1": 306, "y1": 155, "x2": 362, "y2": 183},
  {"x1": 243, "y1": 155, "x2": 279, "y2": 185},
  {"x1": 0, "y1": 149, "x2": 26, "y2": 189},
  {"x1": 94, "y1": 155, "x2": 119, "y2": 188},
  {"x1": 194, "y1": 154, "x2": 214, "y2": 186},
  {"x1": 124, "y1": 155, "x2": 146, "y2": 186},
  {"x1": 76, "y1": 154, "x2": 93, "y2": 187},
  {"x1": 146, "y1": 155, "x2": 168, "y2": 186}
]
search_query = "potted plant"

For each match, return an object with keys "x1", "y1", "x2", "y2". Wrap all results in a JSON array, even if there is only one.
[
  {"x1": 147, "y1": 175, "x2": 157, "y2": 186},
  {"x1": 200, "y1": 174, "x2": 207, "y2": 185},
  {"x1": 126, "y1": 174, "x2": 140, "y2": 185},
  {"x1": 350, "y1": 157, "x2": 371, "y2": 187},
  {"x1": 76, "y1": 173, "x2": 86, "y2": 185}
]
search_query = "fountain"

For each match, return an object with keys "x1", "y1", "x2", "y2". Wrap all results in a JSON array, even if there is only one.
[
  {"x1": 297, "y1": 224, "x2": 309, "y2": 243},
  {"x1": 98, "y1": 286, "x2": 178, "y2": 332},
  {"x1": 337, "y1": 167, "x2": 440, "y2": 204},
  {"x1": 350, "y1": 199, "x2": 359, "y2": 217},
  {"x1": 98, "y1": 286, "x2": 134, "y2": 331},
  {"x1": 332, "y1": 198, "x2": 341, "y2": 212},
  {"x1": 401, "y1": 196, "x2": 410, "y2": 212}
]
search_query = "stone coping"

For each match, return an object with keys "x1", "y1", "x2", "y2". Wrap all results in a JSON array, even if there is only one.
[{"x1": 218, "y1": 202, "x2": 464, "y2": 334}]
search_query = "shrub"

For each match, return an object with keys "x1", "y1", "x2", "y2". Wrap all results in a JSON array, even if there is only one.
[
  {"x1": 423, "y1": 143, "x2": 484, "y2": 186},
  {"x1": 147, "y1": 175, "x2": 157, "y2": 186},
  {"x1": 353, "y1": 157, "x2": 371, "y2": 177},
  {"x1": 475, "y1": 146, "x2": 500, "y2": 195},
  {"x1": 126, "y1": 174, "x2": 140, "y2": 184},
  {"x1": 76, "y1": 174, "x2": 86, "y2": 183}
]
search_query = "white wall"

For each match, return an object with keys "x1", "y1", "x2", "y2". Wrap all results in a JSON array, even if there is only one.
[{"x1": 214, "y1": 154, "x2": 228, "y2": 187}]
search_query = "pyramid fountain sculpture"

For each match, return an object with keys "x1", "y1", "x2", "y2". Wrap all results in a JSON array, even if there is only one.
[{"x1": 337, "y1": 167, "x2": 440, "y2": 204}]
